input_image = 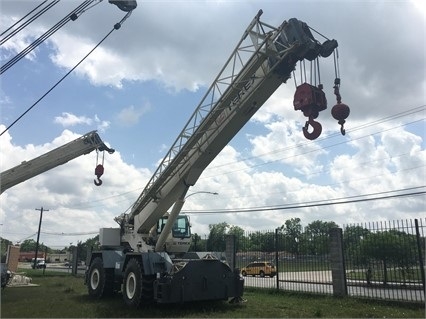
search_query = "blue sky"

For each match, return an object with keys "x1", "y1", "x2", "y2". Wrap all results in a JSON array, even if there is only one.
[{"x1": 1, "y1": 0, "x2": 425, "y2": 248}]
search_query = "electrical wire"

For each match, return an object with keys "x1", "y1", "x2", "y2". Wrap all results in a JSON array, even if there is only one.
[
  {"x1": 0, "y1": 0, "x2": 60, "y2": 45},
  {"x1": 0, "y1": 10, "x2": 133, "y2": 137},
  {"x1": 205, "y1": 105, "x2": 426, "y2": 171},
  {"x1": 0, "y1": 0, "x2": 97, "y2": 74},
  {"x1": 182, "y1": 187, "x2": 426, "y2": 214},
  {"x1": 41, "y1": 231, "x2": 98, "y2": 236}
]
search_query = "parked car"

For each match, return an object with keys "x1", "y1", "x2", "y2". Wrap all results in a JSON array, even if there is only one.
[
  {"x1": 31, "y1": 258, "x2": 46, "y2": 269},
  {"x1": 241, "y1": 261, "x2": 276, "y2": 277}
]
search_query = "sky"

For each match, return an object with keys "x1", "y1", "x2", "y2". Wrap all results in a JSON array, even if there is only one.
[{"x1": 0, "y1": 0, "x2": 425, "y2": 249}]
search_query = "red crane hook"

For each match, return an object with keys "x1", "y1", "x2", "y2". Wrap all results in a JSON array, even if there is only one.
[
  {"x1": 94, "y1": 164, "x2": 104, "y2": 186},
  {"x1": 302, "y1": 117, "x2": 322, "y2": 140}
]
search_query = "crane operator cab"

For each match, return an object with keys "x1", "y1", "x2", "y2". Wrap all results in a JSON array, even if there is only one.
[{"x1": 154, "y1": 214, "x2": 191, "y2": 256}]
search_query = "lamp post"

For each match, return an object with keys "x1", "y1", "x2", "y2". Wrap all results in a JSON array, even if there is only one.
[
  {"x1": 183, "y1": 191, "x2": 218, "y2": 252},
  {"x1": 185, "y1": 191, "x2": 218, "y2": 200}
]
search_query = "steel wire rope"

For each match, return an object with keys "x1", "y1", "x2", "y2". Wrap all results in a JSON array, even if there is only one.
[
  {"x1": 0, "y1": 0, "x2": 93, "y2": 75},
  {"x1": 0, "y1": 0, "x2": 96, "y2": 74},
  {"x1": 0, "y1": 0, "x2": 60, "y2": 45},
  {"x1": 0, "y1": 0, "x2": 48, "y2": 37},
  {"x1": 0, "y1": 10, "x2": 133, "y2": 137}
]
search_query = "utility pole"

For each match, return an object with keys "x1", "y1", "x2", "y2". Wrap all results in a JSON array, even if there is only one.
[{"x1": 34, "y1": 207, "x2": 49, "y2": 269}]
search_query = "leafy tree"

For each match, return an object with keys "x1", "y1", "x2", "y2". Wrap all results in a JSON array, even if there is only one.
[
  {"x1": 279, "y1": 218, "x2": 302, "y2": 255},
  {"x1": 361, "y1": 230, "x2": 419, "y2": 285},
  {"x1": 343, "y1": 225, "x2": 370, "y2": 266},
  {"x1": 1, "y1": 237, "x2": 13, "y2": 263},
  {"x1": 228, "y1": 225, "x2": 245, "y2": 251},
  {"x1": 302, "y1": 220, "x2": 338, "y2": 255},
  {"x1": 77, "y1": 235, "x2": 100, "y2": 261},
  {"x1": 207, "y1": 222, "x2": 229, "y2": 251},
  {"x1": 248, "y1": 231, "x2": 275, "y2": 252},
  {"x1": 19, "y1": 239, "x2": 51, "y2": 254}
]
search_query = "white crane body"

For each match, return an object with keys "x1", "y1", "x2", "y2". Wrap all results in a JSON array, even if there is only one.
[{"x1": 85, "y1": 10, "x2": 341, "y2": 306}]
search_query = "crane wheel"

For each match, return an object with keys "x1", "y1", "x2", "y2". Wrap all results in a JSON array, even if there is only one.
[
  {"x1": 87, "y1": 257, "x2": 113, "y2": 298},
  {"x1": 123, "y1": 258, "x2": 144, "y2": 307}
]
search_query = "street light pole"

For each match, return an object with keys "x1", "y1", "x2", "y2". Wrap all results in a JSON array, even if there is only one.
[
  {"x1": 185, "y1": 191, "x2": 219, "y2": 200},
  {"x1": 34, "y1": 207, "x2": 49, "y2": 269}
]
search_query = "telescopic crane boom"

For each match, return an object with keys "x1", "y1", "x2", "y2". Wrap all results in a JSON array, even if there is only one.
[{"x1": 0, "y1": 131, "x2": 114, "y2": 194}]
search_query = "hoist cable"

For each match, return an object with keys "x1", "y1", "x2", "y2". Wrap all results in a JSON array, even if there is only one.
[
  {"x1": 0, "y1": 11, "x2": 133, "y2": 137},
  {"x1": 0, "y1": 0, "x2": 60, "y2": 45},
  {"x1": 0, "y1": 0, "x2": 49, "y2": 38},
  {"x1": 0, "y1": 0, "x2": 96, "y2": 74}
]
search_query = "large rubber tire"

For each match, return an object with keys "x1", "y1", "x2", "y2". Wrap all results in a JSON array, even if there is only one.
[
  {"x1": 123, "y1": 258, "x2": 155, "y2": 307},
  {"x1": 87, "y1": 257, "x2": 113, "y2": 299},
  {"x1": 259, "y1": 270, "x2": 265, "y2": 277},
  {"x1": 241, "y1": 271, "x2": 247, "y2": 277}
]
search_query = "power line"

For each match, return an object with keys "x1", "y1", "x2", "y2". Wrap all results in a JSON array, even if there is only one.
[
  {"x1": 0, "y1": 10, "x2": 133, "y2": 136},
  {"x1": 206, "y1": 105, "x2": 426, "y2": 171},
  {"x1": 182, "y1": 186, "x2": 426, "y2": 214},
  {"x1": 41, "y1": 231, "x2": 98, "y2": 236}
]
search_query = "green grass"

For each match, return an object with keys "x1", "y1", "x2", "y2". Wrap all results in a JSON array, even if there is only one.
[{"x1": 1, "y1": 271, "x2": 424, "y2": 318}]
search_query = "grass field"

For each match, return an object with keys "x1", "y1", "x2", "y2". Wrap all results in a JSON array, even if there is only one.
[{"x1": 1, "y1": 270, "x2": 424, "y2": 318}]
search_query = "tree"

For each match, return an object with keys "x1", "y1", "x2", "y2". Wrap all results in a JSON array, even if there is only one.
[
  {"x1": 228, "y1": 225, "x2": 245, "y2": 251},
  {"x1": 343, "y1": 225, "x2": 370, "y2": 266},
  {"x1": 360, "y1": 230, "x2": 419, "y2": 285},
  {"x1": 280, "y1": 218, "x2": 302, "y2": 255},
  {"x1": 207, "y1": 222, "x2": 229, "y2": 251},
  {"x1": 248, "y1": 231, "x2": 275, "y2": 252},
  {"x1": 1, "y1": 237, "x2": 13, "y2": 263},
  {"x1": 302, "y1": 220, "x2": 338, "y2": 255},
  {"x1": 77, "y1": 235, "x2": 100, "y2": 262}
]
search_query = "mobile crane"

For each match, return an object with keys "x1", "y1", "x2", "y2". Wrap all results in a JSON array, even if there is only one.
[
  {"x1": 85, "y1": 10, "x2": 349, "y2": 306},
  {"x1": 0, "y1": 130, "x2": 115, "y2": 194}
]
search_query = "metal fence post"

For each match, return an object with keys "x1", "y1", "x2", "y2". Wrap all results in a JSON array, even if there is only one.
[
  {"x1": 225, "y1": 235, "x2": 236, "y2": 270},
  {"x1": 329, "y1": 227, "x2": 347, "y2": 296},
  {"x1": 414, "y1": 219, "x2": 425, "y2": 293},
  {"x1": 275, "y1": 228, "x2": 279, "y2": 290}
]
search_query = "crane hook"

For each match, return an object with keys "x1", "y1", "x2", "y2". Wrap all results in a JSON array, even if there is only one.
[
  {"x1": 94, "y1": 176, "x2": 103, "y2": 186},
  {"x1": 94, "y1": 164, "x2": 104, "y2": 186},
  {"x1": 302, "y1": 117, "x2": 322, "y2": 140}
]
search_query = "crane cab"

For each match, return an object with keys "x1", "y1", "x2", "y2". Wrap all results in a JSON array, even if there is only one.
[{"x1": 156, "y1": 215, "x2": 191, "y2": 256}]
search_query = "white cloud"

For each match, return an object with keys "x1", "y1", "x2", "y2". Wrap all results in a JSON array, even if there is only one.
[
  {"x1": 116, "y1": 103, "x2": 150, "y2": 126},
  {"x1": 54, "y1": 112, "x2": 93, "y2": 126}
]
